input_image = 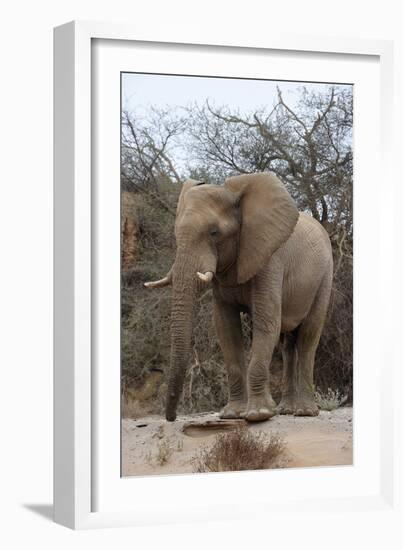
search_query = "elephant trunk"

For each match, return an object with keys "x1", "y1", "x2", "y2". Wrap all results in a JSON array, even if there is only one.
[{"x1": 165, "y1": 252, "x2": 216, "y2": 421}]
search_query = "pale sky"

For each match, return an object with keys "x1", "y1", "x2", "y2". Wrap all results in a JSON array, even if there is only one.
[
  {"x1": 121, "y1": 73, "x2": 352, "y2": 176},
  {"x1": 122, "y1": 72, "x2": 351, "y2": 115}
]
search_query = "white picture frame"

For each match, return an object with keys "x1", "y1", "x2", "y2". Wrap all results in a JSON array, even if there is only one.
[{"x1": 54, "y1": 20, "x2": 396, "y2": 530}]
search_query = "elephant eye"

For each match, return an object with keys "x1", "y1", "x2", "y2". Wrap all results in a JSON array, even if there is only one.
[{"x1": 210, "y1": 228, "x2": 219, "y2": 237}]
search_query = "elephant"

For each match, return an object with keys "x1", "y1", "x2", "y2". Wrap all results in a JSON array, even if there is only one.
[{"x1": 144, "y1": 172, "x2": 333, "y2": 422}]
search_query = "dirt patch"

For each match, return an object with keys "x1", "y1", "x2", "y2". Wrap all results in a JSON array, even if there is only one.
[{"x1": 121, "y1": 407, "x2": 353, "y2": 476}]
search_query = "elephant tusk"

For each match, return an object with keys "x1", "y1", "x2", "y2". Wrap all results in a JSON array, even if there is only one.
[
  {"x1": 144, "y1": 276, "x2": 171, "y2": 289},
  {"x1": 196, "y1": 271, "x2": 214, "y2": 283}
]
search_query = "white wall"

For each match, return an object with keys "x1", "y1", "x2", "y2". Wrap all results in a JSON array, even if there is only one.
[{"x1": 0, "y1": 0, "x2": 402, "y2": 547}]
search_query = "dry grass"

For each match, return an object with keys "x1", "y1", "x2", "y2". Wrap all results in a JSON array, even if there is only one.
[
  {"x1": 315, "y1": 388, "x2": 348, "y2": 411},
  {"x1": 121, "y1": 395, "x2": 146, "y2": 420},
  {"x1": 315, "y1": 257, "x2": 353, "y2": 402},
  {"x1": 193, "y1": 427, "x2": 285, "y2": 473},
  {"x1": 156, "y1": 439, "x2": 173, "y2": 465},
  {"x1": 122, "y1": 373, "x2": 166, "y2": 418}
]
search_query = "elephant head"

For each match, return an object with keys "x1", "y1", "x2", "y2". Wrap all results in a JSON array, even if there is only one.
[{"x1": 144, "y1": 173, "x2": 299, "y2": 421}]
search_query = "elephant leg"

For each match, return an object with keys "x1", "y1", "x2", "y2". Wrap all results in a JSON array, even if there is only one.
[
  {"x1": 277, "y1": 329, "x2": 299, "y2": 415},
  {"x1": 243, "y1": 270, "x2": 282, "y2": 422},
  {"x1": 293, "y1": 272, "x2": 332, "y2": 416},
  {"x1": 244, "y1": 270, "x2": 283, "y2": 422},
  {"x1": 213, "y1": 298, "x2": 247, "y2": 419},
  {"x1": 242, "y1": 329, "x2": 278, "y2": 422}
]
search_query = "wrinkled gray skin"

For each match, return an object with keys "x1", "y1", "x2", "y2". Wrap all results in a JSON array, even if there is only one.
[{"x1": 145, "y1": 173, "x2": 333, "y2": 422}]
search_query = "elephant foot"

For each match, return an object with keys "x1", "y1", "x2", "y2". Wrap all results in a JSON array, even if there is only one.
[
  {"x1": 276, "y1": 396, "x2": 297, "y2": 415},
  {"x1": 277, "y1": 394, "x2": 319, "y2": 416},
  {"x1": 219, "y1": 399, "x2": 247, "y2": 419},
  {"x1": 294, "y1": 399, "x2": 319, "y2": 416},
  {"x1": 241, "y1": 396, "x2": 276, "y2": 423}
]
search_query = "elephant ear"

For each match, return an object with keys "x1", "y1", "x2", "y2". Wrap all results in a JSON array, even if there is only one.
[
  {"x1": 176, "y1": 178, "x2": 205, "y2": 218},
  {"x1": 225, "y1": 173, "x2": 299, "y2": 284}
]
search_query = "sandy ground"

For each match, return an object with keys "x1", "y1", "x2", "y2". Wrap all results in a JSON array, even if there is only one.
[{"x1": 122, "y1": 407, "x2": 353, "y2": 476}]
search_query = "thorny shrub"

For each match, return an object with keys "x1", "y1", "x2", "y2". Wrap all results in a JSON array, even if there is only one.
[
  {"x1": 193, "y1": 428, "x2": 285, "y2": 472},
  {"x1": 314, "y1": 388, "x2": 348, "y2": 411}
]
